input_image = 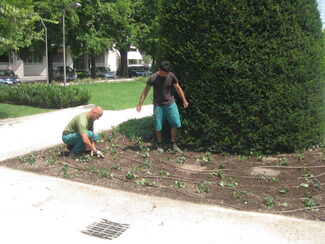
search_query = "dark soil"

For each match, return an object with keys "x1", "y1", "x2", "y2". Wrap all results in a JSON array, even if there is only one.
[{"x1": 1, "y1": 130, "x2": 325, "y2": 221}]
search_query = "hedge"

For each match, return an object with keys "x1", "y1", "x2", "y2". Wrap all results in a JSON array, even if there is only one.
[
  {"x1": 0, "y1": 83, "x2": 90, "y2": 109},
  {"x1": 158, "y1": 0, "x2": 325, "y2": 154}
]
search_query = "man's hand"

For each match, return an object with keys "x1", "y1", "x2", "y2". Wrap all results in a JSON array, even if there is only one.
[
  {"x1": 91, "y1": 150, "x2": 104, "y2": 158},
  {"x1": 136, "y1": 105, "x2": 142, "y2": 112},
  {"x1": 96, "y1": 150, "x2": 104, "y2": 158},
  {"x1": 183, "y1": 101, "x2": 189, "y2": 108}
]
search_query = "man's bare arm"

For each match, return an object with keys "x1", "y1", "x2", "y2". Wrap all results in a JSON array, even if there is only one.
[
  {"x1": 81, "y1": 134, "x2": 97, "y2": 152},
  {"x1": 137, "y1": 85, "x2": 151, "y2": 112},
  {"x1": 174, "y1": 83, "x2": 189, "y2": 108}
]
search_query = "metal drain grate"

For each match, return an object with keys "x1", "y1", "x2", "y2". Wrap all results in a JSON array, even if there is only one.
[{"x1": 81, "y1": 219, "x2": 130, "y2": 240}]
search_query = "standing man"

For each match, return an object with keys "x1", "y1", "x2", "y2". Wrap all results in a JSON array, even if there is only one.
[
  {"x1": 137, "y1": 61, "x2": 189, "y2": 153},
  {"x1": 62, "y1": 106, "x2": 104, "y2": 157}
]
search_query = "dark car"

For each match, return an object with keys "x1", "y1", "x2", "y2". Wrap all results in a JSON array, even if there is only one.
[
  {"x1": 128, "y1": 65, "x2": 151, "y2": 77},
  {"x1": 53, "y1": 66, "x2": 77, "y2": 81},
  {"x1": 0, "y1": 69, "x2": 20, "y2": 85},
  {"x1": 96, "y1": 67, "x2": 117, "y2": 79}
]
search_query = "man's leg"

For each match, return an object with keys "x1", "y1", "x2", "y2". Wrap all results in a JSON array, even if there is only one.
[
  {"x1": 171, "y1": 127, "x2": 177, "y2": 143},
  {"x1": 62, "y1": 131, "x2": 99, "y2": 156},
  {"x1": 62, "y1": 132, "x2": 84, "y2": 156},
  {"x1": 156, "y1": 131, "x2": 163, "y2": 144},
  {"x1": 87, "y1": 131, "x2": 100, "y2": 142},
  {"x1": 166, "y1": 103, "x2": 182, "y2": 153},
  {"x1": 154, "y1": 106, "x2": 164, "y2": 153}
]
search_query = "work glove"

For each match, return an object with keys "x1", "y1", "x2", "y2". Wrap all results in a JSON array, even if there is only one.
[{"x1": 91, "y1": 150, "x2": 104, "y2": 158}]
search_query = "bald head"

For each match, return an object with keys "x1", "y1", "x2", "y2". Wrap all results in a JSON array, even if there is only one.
[{"x1": 88, "y1": 106, "x2": 103, "y2": 120}]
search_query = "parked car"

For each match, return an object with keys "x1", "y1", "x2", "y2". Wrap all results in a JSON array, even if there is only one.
[
  {"x1": 53, "y1": 66, "x2": 77, "y2": 81},
  {"x1": 0, "y1": 69, "x2": 20, "y2": 85},
  {"x1": 96, "y1": 67, "x2": 117, "y2": 79},
  {"x1": 128, "y1": 65, "x2": 152, "y2": 77}
]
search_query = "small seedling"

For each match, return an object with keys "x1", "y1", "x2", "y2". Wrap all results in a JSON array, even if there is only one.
[
  {"x1": 209, "y1": 170, "x2": 225, "y2": 178},
  {"x1": 250, "y1": 151, "x2": 263, "y2": 159},
  {"x1": 257, "y1": 172, "x2": 266, "y2": 181},
  {"x1": 143, "y1": 159, "x2": 152, "y2": 168},
  {"x1": 125, "y1": 171, "x2": 136, "y2": 180},
  {"x1": 238, "y1": 155, "x2": 248, "y2": 161},
  {"x1": 135, "y1": 178, "x2": 155, "y2": 187},
  {"x1": 61, "y1": 164, "x2": 69, "y2": 178},
  {"x1": 177, "y1": 155, "x2": 186, "y2": 165},
  {"x1": 277, "y1": 158, "x2": 288, "y2": 166},
  {"x1": 47, "y1": 155, "x2": 58, "y2": 165},
  {"x1": 306, "y1": 177, "x2": 323, "y2": 189},
  {"x1": 280, "y1": 202, "x2": 290, "y2": 207},
  {"x1": 202, "y1": 152, "x2": 213, "y2": 163},
  {"x1": 295, "y1": 154, "x2": 305, "y2": 161},
  {"x1": 300, "y1": 183, "x2": 309, "y2": 188},
  {"x1": 137, "y1": 146, "x2": 150, "y2": 158},
  {"x1": 131, "y1": 136, "x2": 143, "y2": 145},
  {"x1": 158, "y1": 170, "x2": 170, "y2": 178},
  {"x1": 263, "y1": 197, "x2": 275, "y2": 208},
  {"x1": 75, "y1": 155, "x2": 92, "y2": 162},
  {"x1": 97, "y1": 168, "x2": 113, "y2": 178},
  {"x1": 219, "y1": 180, "x2": 238, "y2": 188},
  {"x1": 303, "y1": 199, "x2": 319, "y2": 209},
  {"x1": 173, "y1": 181, "x2": 184, "y2": 189},
  {"x1": 267, "y1": 177, "x2": 278, "y2": 183},
  {"x1": 234, "y1": 190, "x2": 250, "y2": 200},
  {"x1": 196, "y1": 181, "x2": 211, "y2": 193},
  {"x1": 19, "y1": 153, "x2": 36, "y2": 165},
  {"x1": 278, "y1": 187, "x2": 288, "y2": 194},
  {"x1": 85, "y1": 165, "x2": 98, "y2": 173},
  {"x1": 113, "y1": 164, "x2": 121, "y2": 170}
]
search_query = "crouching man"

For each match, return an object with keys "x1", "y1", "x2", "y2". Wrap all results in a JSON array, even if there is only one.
[{"x1": 62, "y1": 106, "x2": 104, "y2": 157}]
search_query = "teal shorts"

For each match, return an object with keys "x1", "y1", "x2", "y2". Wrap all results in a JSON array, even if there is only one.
[{"x1": 154, "y1": 102, "x2": 181, "y2": 131}]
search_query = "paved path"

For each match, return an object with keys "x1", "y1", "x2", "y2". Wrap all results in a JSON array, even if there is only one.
[
  {"x1": 1, "y1": 106, "x2": 325, "y2": 244},
  {"x1": 0, "y1": 104, "x2": 152, "y2": 161}
]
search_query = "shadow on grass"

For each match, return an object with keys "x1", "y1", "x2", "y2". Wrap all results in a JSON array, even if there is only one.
[
  {"x1": 0, "y1": 111, "x2": 11, "y2": 120},
  {"x1": 117, "y1": 116, "x2": 155, "y2": 142}
]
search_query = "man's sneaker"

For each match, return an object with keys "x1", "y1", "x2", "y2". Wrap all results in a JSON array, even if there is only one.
[
  {"x1": 157, "y1": 144, "x2": 164, "y2": 153},
  {"x1": 172, "y1": 143, "x2": 183, "y2": 154}
]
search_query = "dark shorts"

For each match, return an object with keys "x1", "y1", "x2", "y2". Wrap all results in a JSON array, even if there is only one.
[{"x1": 154, "y1": 102, "x2": 181, "y2": 131}]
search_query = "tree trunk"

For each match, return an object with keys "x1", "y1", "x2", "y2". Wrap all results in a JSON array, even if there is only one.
[
  {"x1": 119, "y1": 49, "x2": 128, "y2": 77},
  {"x1": 48, "y1": 50, "x2": 57, "y2": 83},
  {"x1": 90, "y1": 55, "x2": 96, "y2": 78}
]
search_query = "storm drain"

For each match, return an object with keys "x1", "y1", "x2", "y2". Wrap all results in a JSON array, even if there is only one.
[{"x1": 81, "y1": 219, "x2": 130, "y2": 240}]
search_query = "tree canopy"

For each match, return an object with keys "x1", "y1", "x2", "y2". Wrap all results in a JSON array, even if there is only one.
[{"x1": 0, "y1": 0, "x2": 40, "y2": 55}]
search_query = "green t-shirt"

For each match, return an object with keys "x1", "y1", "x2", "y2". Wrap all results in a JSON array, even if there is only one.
[{"x1": 63, "y1": 112, "x2": 93, "y2": 135}]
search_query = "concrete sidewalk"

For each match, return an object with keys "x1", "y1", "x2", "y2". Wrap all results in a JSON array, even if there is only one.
[{"x1": 1, "y1": 106, "x2": 325, "y2": 244}]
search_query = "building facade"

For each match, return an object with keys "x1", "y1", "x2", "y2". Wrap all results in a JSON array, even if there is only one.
[{"x1": 0, "y1": 47, "x2": 144, "y2": 78}]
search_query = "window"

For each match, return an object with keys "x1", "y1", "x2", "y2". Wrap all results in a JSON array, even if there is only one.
[
  {"x1": 0, "y1": 54, "x2": 9, "y2": 63},
  {"x1": 0, "y1": 53, "x2": 15, "y2": 64},
  {"x1": 23, "y1": 52, "x2": 43, "y2": 64},
  {"x1": 128, "y1": 59, "x2": 138, "y2": 65}
]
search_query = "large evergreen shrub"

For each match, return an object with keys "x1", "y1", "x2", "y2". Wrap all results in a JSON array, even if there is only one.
[{"x1": 158, "y1": 0, "x2": 325, "y2": 154}]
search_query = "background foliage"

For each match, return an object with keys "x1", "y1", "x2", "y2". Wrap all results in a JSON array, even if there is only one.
[
  {"x1": 0, "y1": 0, "x2": 41, "y2": 55},
  {"x1": 158, "y1": 0, "x2": 325, "y2": 154}
]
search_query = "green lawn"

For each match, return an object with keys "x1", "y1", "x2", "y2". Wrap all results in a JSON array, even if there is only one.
[
  {"x1": 0, "y1": 103, "x2": 54, "y2": 119},
  {"x1": 0, "y1": 79, "x2": 153, "y2": 119},
  {"x1": 73, "y1": 80, "x2": 152, "y2": 110}
]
